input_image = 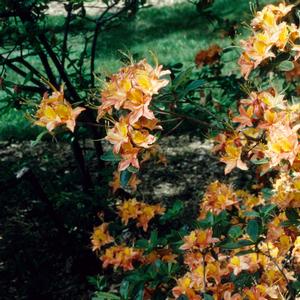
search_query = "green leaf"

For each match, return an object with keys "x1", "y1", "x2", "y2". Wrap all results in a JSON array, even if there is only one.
[
  {"x1": 100, "y1": 150, "x2": 121, "y2": 162},
  {"x1": 180, "y1": 79, "x2": 205, "y2": 97},
  {"x1": 92, "y1": 291, "x2": 120, "y2": 300},
  {"x1": 150, "y1": 230, "x2": 158, "y2": 246},
  {"x1": 197, "y1": 212, "x2": 214, "y2": 229},
  {"x1": 127, "y1": 166, "x2": 139, "y2": 173},
  {"x1": 135, "y1": 239, "x2": 149, "y2": 249},
  {"x1": 286, "y1": 208, "x2": 300, "y2": 221},
  {"x1": 134, "y1": 283, "x2": 144, "y2": 300},
  {"x1": 246, "y1": 219, "x2": 261, "y2": 242},
  {"x1": 172, "y1": 66, "x2": 194, "y2": 90},
  {"x1": 283, "y1": 209, "x2": 300, "y2": 226},
  {"x1": 228, "y1": 225, "x2": 243, "y2": 239},
  {"x1": 278, "y1": 60, "x2": 294, "y2": 71},
  {"x1": 251, "y1": 158, "x2": 269, "y2": 165},
  {"x1": 120, "y1": 170, "x2": 131, "y2": 187},
  {"x1": 87, "y1": 275, "x2": 107, "y2": 290},
  {"x1": 177, "y1": 296, "x2": 189, "y2": 300},
  {"x1": 260, "y1": 204, "x2": 276, "y2": 219},
  {"x1": 159, "y1": 200, "x2": 184, "y2": 224},
  {"x1": 291, "y1": 280, "x2": 300, "y2": 292},
  {"x1": 203, "y1": 294, "x2": 214, "y2": 300},
  {"x1": 243, "y1": 211, "x2": 260, "y2": 218},
  {"x1": 261, "y1": 188, "x2": 274, "y2": 200},
  {"x1": 120, "y1": 280, "x2": 129, "y2": 299}
]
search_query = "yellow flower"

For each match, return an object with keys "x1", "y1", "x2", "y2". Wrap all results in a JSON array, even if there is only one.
[
  {"x1": 100, "y1": 245, "x2": 142, "y2": 271},
  {"x1": 105, "y1": 117, "x2": 129, "y2": 154},
  {"x1": 180, "y1": 228, "x2": 219, "y2": 251},
  {"x1": 91, "y1": 223, "x2": 114, "y2": 251},
  {"x1": 35, "y1": 88, "x2": 85, "y2": 132},
  {"x1": 220, "y1": 143, "x2": 248, "y2": 174},
  {"x1": 117, "y1": 199, "x2": 165, "y2": 231}
]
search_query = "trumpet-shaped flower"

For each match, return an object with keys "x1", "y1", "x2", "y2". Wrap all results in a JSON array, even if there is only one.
[
  {"x1": 220, "y1": 142, "x2": 248, "y2": 174},
  {"x1": 117, "y1": 198, "x2": 165, "y2": 231},
  {"x1": 105, "y1": 117, "x2": 129, "y2": 153},
  {"x1": 118, "y1": 142, "x2": 140, "y2": 171},
  {"x1": 180, "y1": 228, "x2": 219, "y2": 251},
  {"x1": 100, "y1": 245, "x2": 142, "y2": 271},
  {"x1": 91, "y1": 223, "x2": 114, "y2": 251},
  {"x1": 265, "y1": 122, "x2": 300, "y2": 168},
  {"x1": 35, "y1": 89, "x2": 85, "y2": 132}
]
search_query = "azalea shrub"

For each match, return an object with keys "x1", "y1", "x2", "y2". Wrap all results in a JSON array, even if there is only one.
[
  {"x1": 4, "y1": 0, "x2": 300, "y2": 299},
  {"x1": 87, "y1": 2, "x2": 300, "y2": 300}
]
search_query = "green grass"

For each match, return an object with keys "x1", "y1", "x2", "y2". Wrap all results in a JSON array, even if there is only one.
[{"x1": 0, "y1": 0, "x2": 277, "y2": 140}]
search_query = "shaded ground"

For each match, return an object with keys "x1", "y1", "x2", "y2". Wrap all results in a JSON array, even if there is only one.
[{"x1": 0, "y1": 135, "x2": 251, "y2": 299}]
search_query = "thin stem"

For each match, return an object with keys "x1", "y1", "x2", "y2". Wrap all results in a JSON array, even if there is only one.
[
  {"x1": 60, "y1": 2, "x2": 73, "y2": 83},
  {"x1": 154, "y1": 107, "x2": 220, "y2": 130}
]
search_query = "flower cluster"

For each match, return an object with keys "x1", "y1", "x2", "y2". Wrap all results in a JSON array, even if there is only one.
[
  {"x1": 90, "y1": 223, "x2": 114, "y2": 251},
  {"x1": 199, "y1": 181, "x2": 239, "y2": 218},
  {"x1": 100, "y1": 245, "x2": 143, "y2": 271},
  {"x1": 143, "y1": 247, "x2": 177, "y2": 265},
  {"x1": 172, "y1": 182, "x2": 299, "y2": 300},
  {"x1": 270, "y1": 172, "x2": 300, "y2": 209},
  {"x1": 35, "y1": 87, "x2": 85, "y2": 132},
  {"x1": 238, "y1": 3, "x2": 299, "y2": 78},
  {"x1": 214, "y1": 88, "x2": 300, "y2": 175},
  {"x1": 117, "y1": 198, "x2": 165, "y2": 231},
  {"x1": 98, "y1": 59, "x2": 170, "y2": 171}
]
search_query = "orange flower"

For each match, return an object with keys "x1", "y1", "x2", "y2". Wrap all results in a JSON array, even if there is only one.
[
  {"x1": 136, "y1": 203, "x2": 165, "y2": 231},
  {"x1": 109, "y1": 171, "x2": 121, "y2": 193},
  {"x1": 199, "y1": 181, "x2": 238, "y2": 217},
  {"x1": 130, "y1": 128, "x2": 156, "y2": 148},
  {"x1": 251, "y1": 3, "x2": 294, "y2": 30},
  {"x1": 228, "y1": 255, "x2": 258, "y2": 275},
  {"x1": 118, "y1": 142, "x2": 140, "y2": 171},
  {"x1": 98, "y1": 58, "x2": 170, "y2": 122},
  {"x1": 266, "y1": 212, "x2": 287, "y2": 241},
  {"x1": 266, "y1": 122, "x2": 300, "y2": 168},
  {"x1": 238, "y1": 52, "x2": 255, "y2": 79},
  {"x1": 180, "y1": 228, "x2": 219, "y2": 251},
  {"x1": 35, "y1": 88, "x2": 85, "y2": 132},
  {"x1": 220, "y1": 142, "x2": 248, "y2": 174},
  {"x1": 117, "y1": 199, "x2": 165, "y2": 231},
  {"x1": 172, "y1": 273, "x2": 202, "y2": 300},
  {"x1": 270, "y1": 172, "x2": 300, "y2": 209},
  {"x1": 143, "y1": 248, "x2": 177, "y2": 265},
  {"x1": 91, "y1": 223, "x2": 114, "y2": 251},
  {"x1": 292, "y1": 236, "x2": 300, "y2": 267},
  {"x1": 128, "y1": 174, "x2": 141, "y2": 192},
  {"x1": 132, "y1": 116, "x2": 162, "y2": 131},
  {"x1": 260, "y1": 268, "x2": 296, "y2": 296},
  {"x1": 100, "y1": 245, "x2": 142, "y2": 271},
  {"x1": 243, "y1": 284, "x2": 269, "y2": 300},
  {"x1": 124, "y1": 91, "x2": 154, "y2": 125},
  {"x1": 117, "y1": 198, "x2": 140, "y2": 225},
  {"x1": 105, "y1": 117, "x2": 129, "y2": 154},
  {"x1": 232, "y1": 105, "x2": 254, "y2": 128},
  {"x1": 240, "y1": 91, "x2": 266, "y2": 118}
]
